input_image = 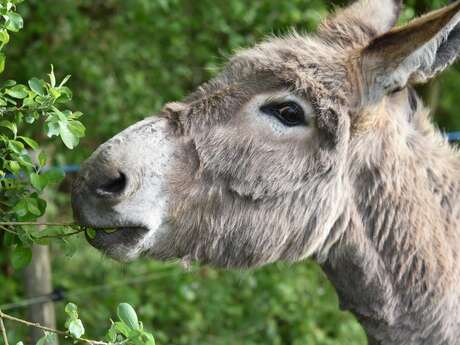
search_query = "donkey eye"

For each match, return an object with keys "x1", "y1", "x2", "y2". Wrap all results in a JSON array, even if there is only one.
[
  {"x1": 260, "y1": 101, "x2": 307, "y2": 127},
  {"x1": 390, "y1": 86, "x2": 404, "y2": 95}
]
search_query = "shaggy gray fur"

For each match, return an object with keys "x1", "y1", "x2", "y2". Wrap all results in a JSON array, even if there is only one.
[{"x1": 72, "y1": 1, "x2": 460, "y2": 344}]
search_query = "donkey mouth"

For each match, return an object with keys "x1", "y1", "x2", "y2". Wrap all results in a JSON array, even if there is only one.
[{"x1": 83, "y1": 225, "x2": 149, "y2": 254}]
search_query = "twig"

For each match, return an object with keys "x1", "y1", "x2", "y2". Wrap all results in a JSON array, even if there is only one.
[
  {"x1": 0, "y1": 105, "x2": 54, "y2": 116},
  {"x1": 0, "y1": 311, "x2": 9, "y2": 345},
  {"x1": 0, "y1": 222, "x2": 77, "y2": 227},
  {"x1": 34, "y1": 229, "x2": 85, "y2": 240},
  {"x1": 0, "y1": 225, "x2": 18, "y2": 235},
  {"x1": 0, "y1": 223, "x2": 85, "y2": 239},
  {"x1": 0, "y1": 310, "x2": 115, "y2": 345}
]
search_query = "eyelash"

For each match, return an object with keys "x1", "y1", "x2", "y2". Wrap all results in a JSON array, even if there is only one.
[{"x1": 260, "y1": 101, "x2": 308, "y2": 127}]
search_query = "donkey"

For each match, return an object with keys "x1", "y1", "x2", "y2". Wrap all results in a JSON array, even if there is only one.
[{"x1": 72, "y1": 1, "x2": 460, "y2": 344}]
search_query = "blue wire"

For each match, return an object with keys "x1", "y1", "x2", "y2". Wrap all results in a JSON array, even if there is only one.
[
  {"x1": 2, "y1": 165, "x2": 80, "y2": 179},
  {"x1": 447, "y1": 132, "x2": 460, "y2": 142}
]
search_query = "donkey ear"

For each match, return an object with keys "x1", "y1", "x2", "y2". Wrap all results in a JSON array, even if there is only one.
[
  {"x1": 320, "y1": 0, "x2": 403, "y2": 42},
  {"x1": 361, "y1": 1, "x2": 460, "y2": 104}
]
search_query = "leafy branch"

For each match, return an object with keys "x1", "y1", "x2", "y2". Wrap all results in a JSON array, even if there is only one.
[
  {"x1": 0, "y1": 0, "x2": 86, "y2": 270},
  {"x1": 0, "y1": 309, "x2": 109, "y2": 345},
  {"x1": 0, "y1": 302, "x2": 156, "y2": 345},
  {"x1": 0, "y1": 222, "x2": 76, "y2": 226},
  {"x1": 0, "y1": 222, "x2": 85, "y2": 239}
]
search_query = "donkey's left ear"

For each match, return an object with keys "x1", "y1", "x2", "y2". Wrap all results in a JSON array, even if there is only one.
[
  {"x1": 320, "y1": 0, "x2": 403, "y2": 43},
  {"x1": 361, "y1": 1, "x2": 460, "y2": 104}
]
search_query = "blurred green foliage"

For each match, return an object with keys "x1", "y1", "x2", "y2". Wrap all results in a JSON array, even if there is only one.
[
  {"x1": 49, "y1": 244, "x2": 365, "y2": 345},
  {"x1": 1, "y1": 1, "x2": 460, "y2": 344}
]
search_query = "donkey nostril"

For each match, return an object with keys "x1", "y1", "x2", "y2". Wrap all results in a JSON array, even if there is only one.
[{"x1": 95, "y1": 172, "x2": 127, "y2": 197}]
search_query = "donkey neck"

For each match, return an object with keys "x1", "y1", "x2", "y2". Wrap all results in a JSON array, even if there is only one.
[{"x1": 322, "y1": 134, "x2": 460, "y2": 345}]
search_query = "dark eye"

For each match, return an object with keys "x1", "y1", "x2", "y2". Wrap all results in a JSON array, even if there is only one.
[
  {"x1": 260, "y1": 101, "x2": 307, "y2": 127},
  {"x1": 390, "y1": 86, "x2": 404, "y2": 95}
]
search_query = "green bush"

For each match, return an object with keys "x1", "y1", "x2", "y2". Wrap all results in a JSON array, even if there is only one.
[{"x1": 0, "y1": 0, "x2": 85, "y2": 263}]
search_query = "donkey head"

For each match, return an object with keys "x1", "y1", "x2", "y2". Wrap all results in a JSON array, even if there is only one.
[{"x1": 72, "y1": 0, "x2": 460, "y2": 267}]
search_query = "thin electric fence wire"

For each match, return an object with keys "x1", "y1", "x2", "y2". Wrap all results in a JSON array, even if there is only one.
[{"x1": 0, "y1": 265, "x2": 198, "y2": 311}]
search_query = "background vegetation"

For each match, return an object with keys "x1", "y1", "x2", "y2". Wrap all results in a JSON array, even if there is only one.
[{"x1": 1, "y1": 1, "x2": 459, "y2": 344}]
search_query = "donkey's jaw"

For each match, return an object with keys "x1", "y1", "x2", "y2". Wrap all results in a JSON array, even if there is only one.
[{"x1": 71, "y1": 117, "x2": 176, "y2": 261}]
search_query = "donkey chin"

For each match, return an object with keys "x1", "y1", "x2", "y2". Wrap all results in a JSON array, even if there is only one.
[{"x1": 71, "y1": 116, "x2": 176, "y2": 262}]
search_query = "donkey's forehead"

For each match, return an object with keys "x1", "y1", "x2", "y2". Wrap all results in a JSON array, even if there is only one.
[
  {"x1": 215, "y1": 35, "x2": 351, "y2": 101},
  {"x1": 234, "y1": 34, "x2": 346, "y2": 68}
]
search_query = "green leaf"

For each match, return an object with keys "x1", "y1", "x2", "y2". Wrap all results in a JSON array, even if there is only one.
[
  {"x1": 49, "y1": 86, "x2": 61, "y2": 99},
  {"x1": 0, "y1": 120, "x2": 17, "y2": 136},
  {"x1": 114, "y1": 321, "x2": 132, "y2": 338},
  {"x1": 35, "y1": 332, "x2": 56, "y2": 345},
  {"x1": 56, "y1": 86, "x2": 72, "y2": 103},
  {"x1": 8, "y1": 160, "x2": 20, "y2": 174},
  {"x1": 85, "y1": 228, "x2": 96, "y2": 239},
  {"x1": 1, "y1": 80, "x2": 16, "y2": 88},
  {"x1": 68, "y1": 120, "x2": 85, "y2": 138},
  {"x1": 65, "y1": 302, "x2": 79, "y2": 319},
  {"x1": 17, "y1": 228, "x2": 34, "y2": 246},
  {"x1": 44, "y1": 121, "x2": 60, "y2": 138},
  {"x1": 59, "y1": 74, "x2": 71, "y2": 87},
  {"x1": 69, "y1": 111, "x2": 83, "y2": 119},
  {"x1": 23, "y1": 96, "x2": 36, "y2": 107},
  {"x1": 117, "y1": 303, "x2": 140, "y2": 330},
  {"x1": 142, "y1": 332, "x2": 156, "y2": 345},
  {"x1": 38, "y1": 151, "x2": 47, "y2": 167},
  {"x1": 33, "y1": 226, "x2": 66, "y2": 240},
  {"x1": 24, "y1": 111, "x2": 38, "y2": 124},
  {"x1": 59, "y1": 120, "x2": 79, "y2": 149},
  {"x1": 16, "y1": 154, "x2": 35, "y2": 170},
  {"x1": 34, "y1": 95, "x2": 47, "y2": 105},
  {"x1": 11, "y1": 246, "x2": 32, "y2": 269},
  {"x1": 4, "y1": 12, "x2": 24, "y2": 32},
  {"x1": 28, "y1": 77, "x2": 45, "y2": 96},
  {"x1": 37, "y1": 197, "x2": 47, "y2": 215},
  {"x1": 18, "y1": 136, "x2": 39, "y2": 149},
  {"x1": 25, "y1": 197, "x2": 42, "y2": 216},
  {"x1": 46, "y1": 333, "x2": 57, "y2": 345},
  {"x1": 13, "y1": 199, "x2": 28, "y2": 217},
  {"x1": 62, "y1": 238, "x2": 77, "y2": 257},
  {"x1": 8, "y1": 139, "x2": 24, "y2": 153},
  {"x1": 68, "y1": 319, "x2": 85, "y2": 338},
  {"x1": 30, "y1": 173, "x2": 47, "y2": 191},
  {"x1": 107, "y1": 323, "x2": 118, "y2": 343},
  {"x1": 3, "y1": 232, "x2": 19, "y2": 246},
  {"x1": 0, "y1": 53, "x2": 5, "y2": 74},
  {"x1": 35, "y1": 336, "x2": 46, "y2": 345},
  {"x1": 0, "y1": 29, "x2": 10, "y2": 45},
  {"x1": 48, "y1": 65, "x2": 56, "y2": 87},
  {"x1": 5, "y1": 84, "x2": 28, "y2": 99},
  {"x1": 14, "y1": 111, "x2": 23, "y2": 124},
  {"x1": 52, "y1": 106, "x2": 67, "y2": 122}
]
